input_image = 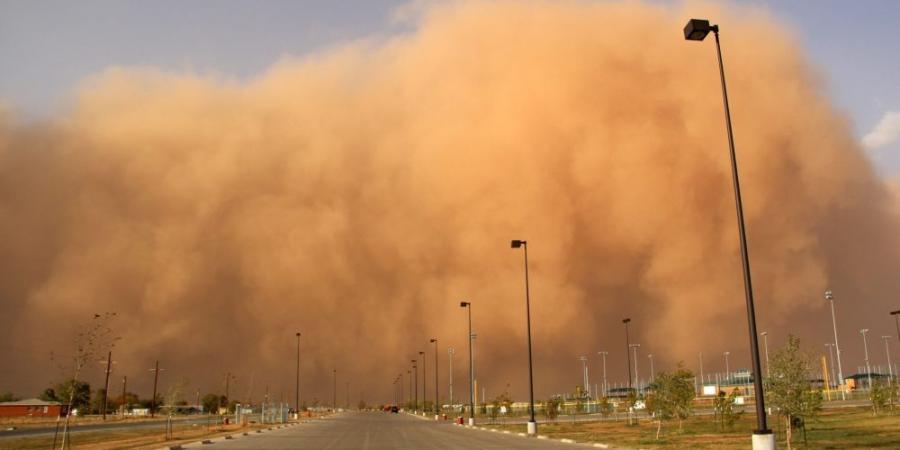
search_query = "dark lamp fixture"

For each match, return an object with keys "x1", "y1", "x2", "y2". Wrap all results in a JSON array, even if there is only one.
[{"x1": 683, "y1": 18, "x2": 716, "y2": 41}]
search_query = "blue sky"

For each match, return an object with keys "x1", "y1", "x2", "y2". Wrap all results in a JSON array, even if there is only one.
[{"x1": 2, "y1": 0, "x2": 899, "y2": 175}]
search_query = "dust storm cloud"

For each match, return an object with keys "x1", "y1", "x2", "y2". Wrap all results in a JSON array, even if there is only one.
[{"x1": 1, "y1": 1, "x2": 897, "y2": 403}]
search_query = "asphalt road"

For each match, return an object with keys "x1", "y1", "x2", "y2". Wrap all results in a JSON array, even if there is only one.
[{"x1": 198, "y1": 412, "x2": 613, "y2": 449}]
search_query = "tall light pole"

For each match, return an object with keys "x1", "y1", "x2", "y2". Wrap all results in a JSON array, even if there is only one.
[
  {"x1": 882, "y1": 336, "x2": 894, "y2": 381},
  {"x1": 860, "y1": 329, "x2": 872, "y2": 389},
  {"x1": 448, "y1": 347, "x2": 455, "y2": 407},
  {"x1": 419, "y1": 350, "x2": 426, "y2": 416},
  {"x1": 411, "y1": 359, "x2": 418, "y2": 413},
  {"x1": 332, "y1": 368, "x2": 337, "y2": 412},
  {"x1": 760, "y1": 332, "x2": 770, "y2": 378},
  {"x1": 825, "y1": 290, "x2": 846, "y2": 399},
  {"x1": 724, "y1": 351, "x2": 731, "y2": 382},
  {"x1": 623, "y1": 319, "x2": 633, "y2": 390},
  {"x1": 684, "y1": 18, "x2": 772, "y2": 448},
  {"x1": 511, "y1": 239, "x2": 537, "y2": 435},
  {"x1": 825, "y1": 343, "x2": 837, "y2": 389},
  {"x1": 460, "y1": 301, "x2": 475, "y2": 426},
  {"x1": 295, "y1": 332, "x2": 301, "y2": 414},
  {"x1": 430, "y1": 339, "x2": 440, "y2": 418},
  {"x1": 699, "y1": 352, "x2": 705, "y2": 388},
  {"x1": 579, "y1": 356, "x2": 589, "y2": 396},
  {"x1": 630, "y1": 344, "x2": 641, "y2": 391},
  {"x1": 892, "y1": 311, "x2": 900, "y2": 347},
  {"x1": 405, "y1": 370, "x2": 410, "y2": 407},
  {"x1": 598, "y1": 351, "x2": 608, "y2": 397},
  {"x1": 648, "y1": 354, "x2": 655, "y2": 383}
]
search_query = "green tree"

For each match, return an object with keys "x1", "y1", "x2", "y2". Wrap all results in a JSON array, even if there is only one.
[
  {"x1": 0, "y1": 392, "x2": 18, "y2": 402},
  {"x1": 357, "y1": 400, "x2": 367, "y2": 411},
  {"x1": 598, "y1": 396, "x2": 613, "y2": 418},
  {"x1": 765, "y1": 335, "x2": 823, "y2": 450},
  {"x1": 647, "y1": 364, "x2": 696, "y2": 438},
  {"x1": 201, "y1": 394, "x2": 223, "y2": 413},
  {"x1": 55, "y1": 379, "x2": 91, "y2": 411},
  {"x1": 870, "y1": 380, "x2": 897, "y2": 414},
  {"x1": 544, "y1": 396, "x2": 561, "y2": 421},
  {"x1": 713, "y1": 390, "x2": 743, "y2": 430},
  {"x1": 39, "y1": 388, "x2": 58, "y2": 402}
]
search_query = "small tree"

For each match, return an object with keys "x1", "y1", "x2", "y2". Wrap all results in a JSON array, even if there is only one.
[
  {"x1": 647, "y1": 364, "x2": 696, "y2": 438},
  {"x1": 598, "y1": 396, "x2": 613, "y2": 418},
  {"x1": 0, "y1": 392, "x2": 18, "y2": 402},
  {"x1": 870, "y1": 380, "x2": 897, "y2": 415},
  {"x1": 766, "y1": 335, "x2": 823, "y2": 450},
  {"x1": 545, "y1": 396, "x2": 561, "y2": 421},
  {"x1": 713, "y1": 390, "x2": 743, "y2": 430}
]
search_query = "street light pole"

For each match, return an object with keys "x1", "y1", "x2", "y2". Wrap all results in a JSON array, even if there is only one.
[
  {"x1": 684, "y1": 18, "x2": 773, "y2": 447},
  {"x1": 295, "y1": 332, "x2": 301, "y2": 415},
  {"x1": 825, "y1": 291, "x2": 846, "y2": 400},
  {"x1": 411, "y1": 360, "x2": 418, "y2": 413},
  {"x1": 623, "y1": 319, "x2": 633, "y2": 390},
  {"x1": 648, "y1": 354, "x2": 655, "y2": 383},
  {"x1": 892, "y1": 311, "x2": 900, "y2": 347},
  {"x1": 860, "y1": 329, "x2": 872, "y2": 389},
  {"x1": 448, "y1": 348, "x2": 455, "y2": 407},
  {"x1": 699, "y1": 352, "x2": 705, "y2": 389},
  {"x1": 724, "y1": 351, "x2": 731, "y2": 382},
  {"x1": 630, "y1": 344, "x2": 641, "y2": 391},
  {"x1": 332, "y1": 369, "x2": 337, "y2": 412},
  {"x1": 460, "y1": 301, "x2": 475, "y2": 426},
  {"x1": 825, "y1": 343, "x2": 837, "y2": 389},
  {"x1": 511, "y1": 239, "x2": 537, "y2": 435},
  {"x1": 579, "y1": 356, "x2": 589, "y2": 396},
  {"x1": 598, "y1": 351, "x2": 608, "y2": 397},
  {"x1": 430, "y1": 339, "x2": 439, "y2": 418},
  {"x1": 882, "y1": 336, "x2": 894, "y2": 382},
  {"x1": 419, "y1": 350, "x2": 426, "y2": 416},
  {"x1": 760, "y1": 332, "x2": 770, "y2": 379}
]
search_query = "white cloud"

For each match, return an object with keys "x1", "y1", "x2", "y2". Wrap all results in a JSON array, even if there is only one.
[{"x1": 863, "y1": 111, "x2": 900, "y2": 149}]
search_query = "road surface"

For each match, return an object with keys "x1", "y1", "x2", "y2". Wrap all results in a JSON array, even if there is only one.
[{"x1": 198, "y1": 412, "x2": 614, "y2": 449}]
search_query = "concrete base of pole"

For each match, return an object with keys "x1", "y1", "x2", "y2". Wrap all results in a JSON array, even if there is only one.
[
  {"x1": 468, "y1": 418, "x2": 475, "y2": 426},
  {"x1": 527, "y1": 421, "x2": 537, "y2": 436},
  {"x1": 752, "y1": 432, "x2": 776, "y2": 450},
  {"x1": 434, "y1": 414, "x2": 439, "y2": 420}
]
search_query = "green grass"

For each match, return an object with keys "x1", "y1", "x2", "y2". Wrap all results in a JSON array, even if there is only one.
[{"x1": 485, "y1": 407, "x2": 900, "y2": 449}]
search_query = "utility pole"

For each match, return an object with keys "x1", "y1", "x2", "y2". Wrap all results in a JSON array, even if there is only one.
[
  {"x1": 623, "y1": 319, "x2": 633, "y2": 390},
  {"x1": 149, "y1": 361, "x2": 163, "y2": 418},
  {"x1": 101, "y1": 351, "x2": 112, "y2": 420},
  {"x1": 648, "y1": 354, "x2": 655, "y2": 383},
  {"x1": 332, "y1": 369, "x2": 337, "y2": 412},
  {"x1": 430, "y1": 339, "x2": 439, "y2": 418}
]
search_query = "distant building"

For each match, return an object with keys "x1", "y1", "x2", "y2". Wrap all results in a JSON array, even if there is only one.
[
  {"x1": 845, "y1": 372, "x2": 892, "y2": 390},
  {"x1": 0, "y1": 398, "x2": 68, "y2": 418}
]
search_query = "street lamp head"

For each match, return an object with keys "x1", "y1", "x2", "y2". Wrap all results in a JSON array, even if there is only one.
[
  {"x1": 825, "y1": 290, "x2": 833, "y2": 301},
  {"x1": 760, "y1": 331, "x2": 767, "y2": 336},
  {"x1": 418, "y1": 351, "x2": 424, "y2": 355},
  {"x1": 430, "y1": 338, "x2": 437, "y2": 343},
  {"x1": 460, "y1": 301, "x2": 470, "y2": 307},
  {"x1": 623, "y1": 318, "x2": 631, "y2": 324},
  {"x1": 683, "y1": 18, "x2": 716, "y2": 41},
  {"x1": 883, "y1": 335, "x2": 892, "y2": 340},
  {"x1": 296, "y1": 332, "x2": 301, "y2": 337},
  {"x1": 891, "y1": 310, "x2": 900, "y2": 315},
  {"x1": 860, "y1": 329, "x2": 869, "y2": 334},
  {"x1": 511, "y1": 239, "x2": 526, "y2": 248}
]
